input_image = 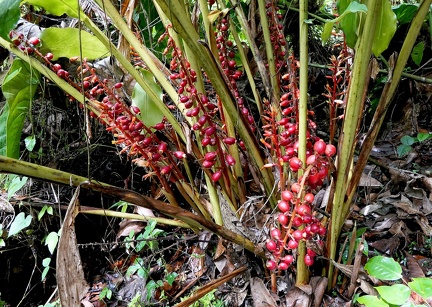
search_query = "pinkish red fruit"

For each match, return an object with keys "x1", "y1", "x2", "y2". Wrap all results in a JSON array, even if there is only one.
[
  {"x1": 223, "y1": 137, "x2": 236, "y2": 145},
  {"x1": 266, "y1": 240, "x2": 277, "y2": 252},
  {"x1": 225, "y1": 155, "x2": 236, "y2": 166},
  {"x1": 278, "y1": 214, "x2": 289, "y2": 226},
  {"x1": 277, "y1": 200, "x2": 290, "y2": 213},
  {"x1": 282, "y1": 255, "x2": 294, "y2": 265},
  {"x1": 297, "y1": 204, "x2": 311, "y2": 216},
  {"x1": 289, "y1": 157, "x2": 302, "y2": 172},
  {"x1": 278, "y1": 261, "x2": 289, "y2": 270},
  {"x1": 304, "y1": 254, "x2": 314, "y2": 266},
  {"x1": 45, "y1": 52, "x2": 54, "y2": 60},
  {"x1": 173, "y1": 151, "x2": 186, "y2": 159},
  {"x1": 281, "y1": 190, "x2": 293, "y2": 202},
  {"x1": 325, "y1": 144, "x2": 336, "y2": 157},
  {"x1": 266, "y1": 260, "x2": 277, "y2": 270},
  {"x1": 288, "y1": 239, "x2": 298, "y2": 249},
  {"x1": 304, "y1": 193, "x2": 314, "y2": 203},
  {"x1": 314, "y1": 140, "x2": 326, "y2": 155},
  {"x1": 211, "y1": 170, "x2": 222, "y2": 182},
  {"x1": 292, "y1": 230, "x2": 303, "y2": 241},
  {"x1": 270, "y1": 228, "x2": 281, "y2": 240},
  {"x1": 28, "y1": 37, "x2": 40, "y2": 46},
  {"x1": 204, "y1": 151, "x2": 217, "y2": 161},
  {"x1": 114, "y1": 82, "x2": 123, "y2": 89}
]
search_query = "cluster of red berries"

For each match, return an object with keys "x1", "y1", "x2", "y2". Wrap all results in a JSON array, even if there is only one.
[
  {"x1": 9, "y1": 31, "x2": 41, "y2": 55},
  {"x1": 215, "y1": 18, "x2": 256, "y2": 132},
  {"x1": 265, "y1": 3, "x2": 287, "y2": 73},
  {"x1": 161, "y1": 28, "x2": 239, "y2": 182},
  {"x1": 265, "y1": 139, "x2": 336, "y2": 271}
]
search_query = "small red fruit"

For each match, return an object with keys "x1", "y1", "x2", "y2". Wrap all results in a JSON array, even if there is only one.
[
  {"x1": 225, "y1": 155, "x2": 236, "y2": 166},
  {"x1": 45, "y1": 52, "x2": 54, "y2": 60},
  {"x1": 204, "y1": 151, "x2": 217, "y2": 161},
  {"x1": 287, "y1": 239, "x2": 298, "y2": 249},
  {"x1": 223, "y1": 137, "x2": 236, "y2": 145},
  {"x1": 266, "y1": 239, "x2": 277, "y2": 252},
  {"x1": 173, "y1": 151, "x2": 186, "y2": 159},
  {"x1": 114, "y1": 82, "x2": 123, "y2": 89},
  {"x1": 278, "y1": 261, "x2": 289, "y2": 270},
  {"x1": 297, "y1": 204, "x2": 311, "y2": 216},
  {"x1": 154, "y1": 122, "x2": 165, "y2": 130},
  {"x1": 289, "y1": 157, "x2": 302, "y2": 172},
  {"x1": 304, "y1": 254, "x2": 314, "y2": 266},
  {"x1": 277, "y1": 200, "x2": 290, "y2": 213},
  {"x1": 281, "y1": 190, "x2": 293, "y2": 202},
  {"x1": 292, "y1": 230, "x2": 303, "y2": 241},
  {"x1": 291, "y1": 183, "x2": 301, "y2": 194},
  {"x1": 278, "y1": 214, "x2": 289, "y2": 226},
  {"x1": 266, "y1": 260, "x2": 277, "y2": 270},
  {"x1": 211, "y1": 170, "x2": 222, "y2": 182},
  {"x1": 325, "y1": 144, "x2": 337, "y2": 157},
  {"x1": 270, "y1": 228, "x2": 281, "y2": 240},
  {"x1": 313, "y1": 140, "x2": 326, "y2": 155},
  {"x1": 282, "y1": 255, "x2": 294, "y2": 265},
  {"x1": 304, "y1": 193, "x2": 314, "y2": 203},
  {"x1": 28, "y1": 37, "x2": 40, "y2": 46}
]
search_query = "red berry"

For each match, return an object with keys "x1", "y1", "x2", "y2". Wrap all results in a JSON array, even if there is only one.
[
  {"x1": 297, "y1": 204, "x2": 311, "y2": 216},
  {"x1": 304, "y1": 254, "x2": 314, "y2": 266},
  {"x1": 282, "y1": 255, "x2": 294, "y2": 265},
  {"x1": 225, "y1": 155, "x2": 236, "y2": 166},
  {"x1": 131, "y1": 106, "x2": 141, "y2": 114},
  {"x1": 289, "y1": 157, "x2": 302, "y2": 172},
  {"x1": 293, "y1": 216, "x2": 303, "y2": 227},
  {"x1": 204, "y1": 151, "x2": 217, "y2": 161},
  {"x1": 278, "y1": 261, "x2": 289, "y2": 270},
  {"x1": 302, "y1": 214, "x2": 312, "y2": 224},
  {"x1": 325, "y1": 144, "x2": 337, "y2": 157},
  {"x1": 205, "y1": 126, "x2": 216, "y2": 136},
  {"x1": 52, "y1": 63, "x2": 62, "y2": 72},
  {"x1": 114, "y1": 82, "x2": 123, "y2": 89},
  {"x1": 160, "y1": 165, "x2": 172, "y2": 175},
  {"x1": 266, "y1": 239, "x2": 277, "y2": 251},
  {"x1": 292, "y1": 230, "x2": 303, "y2": 241},
  {"x1": 211, "y1": 170, "x2": 222, "y2": 182},
  {"x1": 281, "y1": 190, "x2": 293, "y2": 202},
  {"x1": 304, "y1": 193, "x2": 314, "y2": 203},
  {"x1": 291, "y1": 183, "x2": 301, "y2": 194},
  {"x1": 314, "y1": 140, "x2": 326, "y2": 155},
  {"x1": 173, "y1": 151, "x2": 186, "y2": 159},
  {"x1": 28, "y1": 37, "x2": 40, "y2": 46},
  {"x1": 45, "y1": 52, "x2": 54, "y2": 60},
  {"x1": 270, "y1": 228, "x2": 281, "y2": 240},
  {"x1": 202, "y1": 160, "x2": 216, "y2": 168},
  {"x1": 223, "y1": 137, "x2": 236, "y2": 145},
  {"x1": 266, "y1": 260, "x2": 277, "y2": 270},
  {"x1": 154, "y1": 123, "x2": 165, "y2": 130},
  {"x1": 158, "y1": 142, "x2": 168, "y2": 153},
  {"x1": 277, "y1": 200, "x2": 290, "y2": 213},
  {"x1": 57, "y1": 69, "x2": 66, "y2": 78},
  {"x1": 306, "y1": 154, "x2": 316, "y2": 165},
  {"x1": 278, "y1": 214, "x2": 289, "y2": 226},
  {"x1": 288, "y1": 239, "x2": 298, "y2": 249}
]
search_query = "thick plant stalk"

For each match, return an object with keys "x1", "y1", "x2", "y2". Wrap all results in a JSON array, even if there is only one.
[
  {"x1": 328, "y1": 0, "x2": 381, "y2": 284},
  {"x1": 296, "y1": 0, "x2": 309, "y2": 286},
  {"x1": 347, "y1": 0, "x2": 432, "y2": 203}
]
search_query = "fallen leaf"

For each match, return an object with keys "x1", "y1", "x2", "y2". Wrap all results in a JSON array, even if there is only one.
[{"x1": 250, "y1": 277, "x2": 278, "y2": 307}]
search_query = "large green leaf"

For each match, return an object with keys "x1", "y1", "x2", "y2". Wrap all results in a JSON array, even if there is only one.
[
  {"x1": 371, "y1": 0, "x2": 397, "y2": 57},
  {"x1": 364, "y1": 256, "x2": 402, "y2": 281},
  {"x1": 357, "y1": 295, "x2": 389, "y2": 307},
  {"x1": 323, "y1": 0, "x2": 367, "y2": 46},
  {"x1": 0, "y1": 59, "x2": 40, "y2": 158},
  {"x1": 23, "y1": 0, "x2": 79, "y2": 18},
  {"x1": 8, "y1": 212, "x2": 32, "y2": 237},
  {"x1": 409, "y1": 278, "x2": 432, "y2": 299},
  {"x1": 375, "y1": 284, "x2": 411, "y2": 305},
  {"x1": 39, "y1": 28, "x2": 109, "y2": 60},
  {"x1": 131, "y1": 69, "x2": 164, "y2": 128},
  {"x1": 411, "y1": 41, "x2": 424, "y2": 66},
  {"x1": 0, "y1": 0, "x2": 21, "y2": 41},
  {"x1": 393, "y1": 4, "x2": 418, "y2": 25}
]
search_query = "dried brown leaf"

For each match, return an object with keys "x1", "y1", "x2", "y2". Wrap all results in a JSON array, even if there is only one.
[
  {"x1": 404, "y1": 252, "x2": 426, "y2": 278},
  {"x1": 56, "y1": 187, "x2": 89, "y2": 305},
  {"x1": 250, "y1": 277, "x2": 278, "y2": 307}
]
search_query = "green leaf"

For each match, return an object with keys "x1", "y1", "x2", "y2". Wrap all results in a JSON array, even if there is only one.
[
  {"x1": 42, "y1": 257, "x2": 51, "y2": 267},
  {"x1": 411, "y1": 42, "x2": 424, "y2": 66},
  {"x1": 417, "y1": 132, "x2": 431, "y2": 143},
  {"x1": 357, "y1": 295, "x2": 389, "y2": 307},
  {"x1": 397, "y1": 144, "x2": 412, "y2": 157},
  {"x1": 166, "y1": 272, "x2": 178, "y2": 286},
  {"x1": 24, "y1": 135, "x2": 36, "y2": 151},
  {"x1": 132, "y1": 69, "x2": 164, "y2": 128},
  {"x1": 400, "y1": 135, "x2": 417, "y2": 145},
  {"x1": 376, "y1": 284, "x2": 411, "y2": 305},
  {"x1": 371, "y1": 0, "x2": 397, "y2": 57},
  {"x1": 393, "y1": 4, "x2": 418, "y2": 25},
  {"x1": 45, "y1": 231, "x2": 59, "y2": 254},
  {"x1": 409, "y1": 278, "x2": 432, "y2": 299},
  {"x1": 41, "y1": 266, "x2": 50, "y2": 281},
  {"x1": 7, "y1": 176, "x2": 28, "y2": 199},
  {"x1": 23, "y1": 0, "x2": 79, "y2": 18},
  {"x1": 0, "y1": 59, "x2": 40, "y2": 159},
  {"x1": 8, "y1": 212, "x2": 32, "y2": 237},
  {"x1": 99, "y1": 287, "x2": 112, "y2": 300},
  {"x1": 337, "y1": 0, "x2": 367, "y2": 48},
  {"x1": 0, "y1": 238, "x2": 5, "y2": 248},
  {"x1": 38, "y1": 205, "x2": 48, "y2": 220},
  {"x1": 39, "y1": 28, "x2": 109, "y2": 60},
  {"x1": 364, "y1": 256, "x2": 402, "y2": 280},
  {"x1": 0, "y1": 0, "x2": 21, "y2": 41},
  {"x1": 321, "y1": 21, "x2": 335, "y2": 43}
]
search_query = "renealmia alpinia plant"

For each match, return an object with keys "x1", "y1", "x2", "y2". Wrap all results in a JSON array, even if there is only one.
[{"x1": 0, "y1": 0, "x2": 430, "y2": 295}]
